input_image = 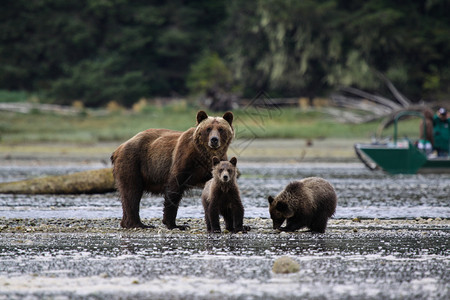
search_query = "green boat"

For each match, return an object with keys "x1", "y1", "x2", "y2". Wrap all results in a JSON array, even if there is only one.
[{"x1": 355, "y1": 111, "x2": 450, "y2": 174}]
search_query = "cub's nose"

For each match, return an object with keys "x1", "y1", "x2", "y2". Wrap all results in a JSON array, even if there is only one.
[
  {"x1": 210, "y1": 137, "x2": 219, "y2": 146},
  {"x1": 222, "y1": 175, "x2": 229, "y2": 182}
]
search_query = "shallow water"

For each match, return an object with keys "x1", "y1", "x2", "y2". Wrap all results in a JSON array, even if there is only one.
[
  {"x1": 0, "y1": 230, "x2": 449, "y2": 299},
  {"x1": 1, "y1": 162, "x2": 449, "y2": 220},
  {"x1": 0, "y1": 162, "x2": 449, "y2": 299}
]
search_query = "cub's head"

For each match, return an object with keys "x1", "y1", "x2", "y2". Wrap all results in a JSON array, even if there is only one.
[
  {"x1": 267, "y1": 183, "x2": 298, "y2": 229},
  {"x1": 194, "y1": 111, "x2": 234, "y2": 151},
  {"x1": 212, "y1": 156, "x2": 237, "y2": 183}
]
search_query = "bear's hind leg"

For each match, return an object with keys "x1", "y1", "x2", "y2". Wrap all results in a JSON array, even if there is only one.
[
  {"x1": 309, "y1": 212, "x2": 329, "y2": 233},
  {"x1": 119, "y1": 182, "x2": 153, "y2": 229}
]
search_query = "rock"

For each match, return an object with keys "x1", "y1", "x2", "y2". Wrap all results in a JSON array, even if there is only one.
[{"x1": 272, "y1": 256, "x2": 300, "y2": 274}]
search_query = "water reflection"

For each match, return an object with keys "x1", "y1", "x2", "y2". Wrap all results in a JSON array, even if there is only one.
[{"x1": 1, "y1": 163, "x2": 449, "y2": 219}]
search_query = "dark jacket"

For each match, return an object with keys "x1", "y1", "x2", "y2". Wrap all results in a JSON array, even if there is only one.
[{"x1": 433, "y1": 115, "x2": 450, "y2": 152}]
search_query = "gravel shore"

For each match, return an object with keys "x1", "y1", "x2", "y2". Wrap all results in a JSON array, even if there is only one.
[{"x1": 1, "y1": 217, "x2": 448, "y2": 234}]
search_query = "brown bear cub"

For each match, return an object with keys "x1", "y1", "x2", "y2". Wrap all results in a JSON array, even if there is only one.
[
  {"x1": 111, "y1": 111, "x2": 234, "y2": 229},
  {"x1": 268, "y1": 177, "x2": 337, "y2": 233},
  {"x1": 201, "y1": 157, "x2": 247, "y2": 233}
]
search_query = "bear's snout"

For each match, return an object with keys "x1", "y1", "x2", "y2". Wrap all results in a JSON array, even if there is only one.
[
  {"x1": 219, "y1": 170, "x2": 231, "y2": 182},
  {"x1": 209, "y1": 136, "x2": 220, "y2": 148}
]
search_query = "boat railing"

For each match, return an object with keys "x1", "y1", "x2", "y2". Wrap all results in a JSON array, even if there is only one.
[{"x1": 393, "y1": 111, "x2": 427, "y2": 146}]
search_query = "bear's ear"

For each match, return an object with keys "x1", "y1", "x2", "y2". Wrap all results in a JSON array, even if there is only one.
[
  {"x1": 275, "y1": 201, "x2": 289, "y2": 213},
  {"x1": 222, "y1": 111, "x2": 233, "y2": 126},
  {"x1": 229, "y1": 157, "x2": 237, "y2": 166},
  {"x1": 268, "y1": 196, "x2": 274, "y2": 204},
  {"x1": 197, "y1": 111, "x2": 208, "y2": 124},
  {"x1": 212, "y1": 156, "x2": 221, "y2": 166},
  {"x1": 285, "y1": 181, "x2": 300, "y2": 194}
]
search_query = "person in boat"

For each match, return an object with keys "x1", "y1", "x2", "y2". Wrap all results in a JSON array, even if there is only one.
[
  {"x1": 418, "y1": 108, "x2": 434, "y2": 155},
  {"x1": 432, "y1": 107, "x2": 450, "y2": 157}
]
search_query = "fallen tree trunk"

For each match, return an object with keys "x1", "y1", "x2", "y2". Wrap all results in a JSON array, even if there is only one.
[
  {"x1": 338, "y1": 86, "x2": 403, "y2": 110},
  {"x1": 375, "y1": 71, "x2": 412, "y2": 107},
  {"x1": 0, "y1": 168, "x2": 115, "y2": 194}
]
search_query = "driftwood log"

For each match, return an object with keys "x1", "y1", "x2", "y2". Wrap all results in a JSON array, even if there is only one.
[
  {"x1": 0, "y1": 168, "x2": 115, "y2": 194},
  {"x1": 330, "y1": 71, "x2": 417, "y2": 124}
]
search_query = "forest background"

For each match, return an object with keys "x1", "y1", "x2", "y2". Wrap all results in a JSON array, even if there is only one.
[{"x1": 1, "y1": 0, "x2": 449, "y2": 108}]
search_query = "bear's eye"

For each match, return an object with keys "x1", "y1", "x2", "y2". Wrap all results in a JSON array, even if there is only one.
[
  {"x1": 219, "y1": 168, "x2": 224, "y2": 173},
  {"x1": 218, "y1": 128, "x2": 223, "y2": 133},
  {"x1": 206, "y1": 127, "x2": 212, "y2": 132},
  {"x1": 227, "y1": 169, "x2": 232, "y2": 173}
]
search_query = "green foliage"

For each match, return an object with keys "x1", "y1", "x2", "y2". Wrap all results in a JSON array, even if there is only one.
[
  {"x1": 0, "y1": 0, "x2": 226, "y2": 107},
  {"x1": 50, "y1": 56, "x2": 148, "y2": 107},
  {"x1": 226, "y1": 0, "x2": 450, "y2": 100},
  {"x1": 0, "y1": 0, "x2": 449, "y2": 105},
  {"x1": 186, "y1": 52, "x2": 233, "y2": 94},
  {"x1": 0, "y1": 90, "x2": 29, "y2": 102}
]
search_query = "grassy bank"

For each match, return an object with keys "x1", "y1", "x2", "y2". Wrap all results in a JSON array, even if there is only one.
[{"x1": 0, "y1": 103, "x2": 421, "y2": 144}]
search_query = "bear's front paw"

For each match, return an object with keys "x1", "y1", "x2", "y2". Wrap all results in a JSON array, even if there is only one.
[
  {"x1": 278, "y1": 226, "x2": 295, "y2": 232},
  {"x1": 121, "y1": 219, "x2": 155, "y2": 229},
  {"x1": 163, "y1": 220, "x2": 190, "y2": 230},
  {"x1": 141, "y1": 224, "x2": 156, "y2": 229},
  {"x1": 174, "y1": 224, "x2": 190, "y2": 230},
  {"x1": 232, "y1": 226, "x2": 250, "y2": 233}
]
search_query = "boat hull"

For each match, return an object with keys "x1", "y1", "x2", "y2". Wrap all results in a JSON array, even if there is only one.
[{"x1": 355, "y1": 143, "x2": 450, "y2": 174}]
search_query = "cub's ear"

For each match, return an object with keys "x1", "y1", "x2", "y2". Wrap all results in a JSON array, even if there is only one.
[
  {"x1": 285, "y1": 181, "x2": 300, "y2": 194},
  {"x1": 229, "y1": 157, "x2": 237, "y2": 166},
  {"x1": 197, "y1": 111, "x2": 208, "y2": 124},
  {"x1": 223, "y1": 111, "x2": 233, "y2": 126},
  {"x1": 275, "y1": 201, "x2": 289, "y2": 213},
  {"x1": 268, "y1": 196, "x2": 274, "y2": 204},
  {"x1": 212, "y1": 156, "x2": 221, "y2": 166}
]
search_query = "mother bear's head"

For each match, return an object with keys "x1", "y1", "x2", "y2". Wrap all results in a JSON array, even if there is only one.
[{"x1": 194, "y1": 110, "x2": 234, "y2": 152}]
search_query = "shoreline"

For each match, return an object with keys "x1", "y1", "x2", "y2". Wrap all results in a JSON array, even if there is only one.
[{"x1": 1, "y1": 217, "x2": 448, "y2": 234}]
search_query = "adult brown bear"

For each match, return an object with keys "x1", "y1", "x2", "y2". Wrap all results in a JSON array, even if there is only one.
[{"x1": 111, "y1": 111, "x2": 234, "y2": 229}]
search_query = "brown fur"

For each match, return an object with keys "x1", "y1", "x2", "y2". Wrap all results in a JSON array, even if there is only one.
[
  {"x1": 201, "y1": 157, "x2": 246, "y2": 233},
  {"x1": 268, "y1": 177, "x2": 337, "y2": 233},
  {"x1": 111, "y1": 111, "x2": 234, "y2": 229},
  {"x1": 420, "y1": 108, "x2": 434, "y2": 146}
]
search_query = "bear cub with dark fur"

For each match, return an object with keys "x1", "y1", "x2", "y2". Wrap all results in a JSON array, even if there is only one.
[
  {"x1": 111, "y1": 110, "x2": 234, "y2": 230},
  {"x1": 201, "y1": 156, "x2": 246, "y2": 233},
  {"x1": 268, "y1": 177, "x2": 337, "y2": 233}
]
